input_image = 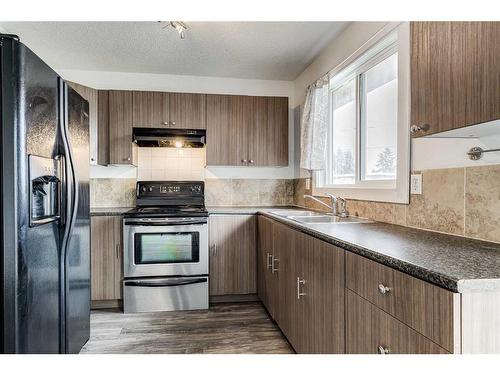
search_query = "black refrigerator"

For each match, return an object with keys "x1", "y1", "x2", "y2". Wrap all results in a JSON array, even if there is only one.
[{"x1": 0, "y1": 34, "x2": 90, "y2": 353}]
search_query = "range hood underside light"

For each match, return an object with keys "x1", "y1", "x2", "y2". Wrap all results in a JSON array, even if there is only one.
[{"x1": 132, "y1": 127, "x2": 206, "y2": 148}]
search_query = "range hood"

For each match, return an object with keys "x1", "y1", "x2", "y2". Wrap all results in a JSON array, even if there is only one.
[{"x1": 133, "y1": 127, "x2": 206, "y2": 148}]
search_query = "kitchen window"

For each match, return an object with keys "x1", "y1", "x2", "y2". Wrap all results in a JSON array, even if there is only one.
[{"x1": 314, "y1": 23, "x2": 410, "y2": 204}]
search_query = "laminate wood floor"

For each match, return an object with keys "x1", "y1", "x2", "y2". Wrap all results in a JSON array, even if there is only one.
[{"x1": 81, "y1": 302, "x2": 294, "y2": 354}]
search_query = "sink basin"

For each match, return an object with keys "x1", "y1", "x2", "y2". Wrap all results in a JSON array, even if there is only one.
[
  {"x1": 269, "y1": 210, "x2": 325, "y2": 217},
  {"x1": 288, "y1": 215, "x2": 372, "y2": 224}
]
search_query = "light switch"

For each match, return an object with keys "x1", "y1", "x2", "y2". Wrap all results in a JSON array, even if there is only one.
[{"x1": 410, "y1": 174, "x2": 422, "y2": 195}]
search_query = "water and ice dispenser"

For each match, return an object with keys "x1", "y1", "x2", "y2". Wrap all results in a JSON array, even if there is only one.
[{"x1": 29, "y1": 155, "x2": 61, "y2": 226}]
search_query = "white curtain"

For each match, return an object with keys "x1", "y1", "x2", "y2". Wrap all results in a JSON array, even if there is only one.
[{"x1": 300, "y1": 75, "x2": 329, "y2": 170}]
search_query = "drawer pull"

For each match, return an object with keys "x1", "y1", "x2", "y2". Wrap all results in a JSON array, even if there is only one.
[
  {"x1": 377, "y1": 345, "x2": 390, "y2": 354},
  {"x1": 378, "y1": 284, "x2": 391, "y2": 294},
  {"x1": 271, "y1": 257, "x2": 279, "y2": 274},
  {"x1": 297, "y1": 277, "x2": 306, "y2": 300},
  {"x1": 266, "y1": 253, "x2": 273, "y2": 270}
]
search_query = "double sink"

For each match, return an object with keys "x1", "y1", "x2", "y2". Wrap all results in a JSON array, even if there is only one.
[{"x1": 270, "y1": 210, "x2": 373, "y2": 225}]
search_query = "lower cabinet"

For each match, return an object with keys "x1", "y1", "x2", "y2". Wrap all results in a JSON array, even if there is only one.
[
  {"x1": 346, "y1": 290, "x2": 448, "y2": 354},
  {"x1": 209, "y1": 215, "x2": 257, "y2": 296},
  {"x1": 258, "y1": 217, "x2": 345, "y2": 353},
  {"x1": 90, "y1": 216, "x2": 123, "y2": 305}
]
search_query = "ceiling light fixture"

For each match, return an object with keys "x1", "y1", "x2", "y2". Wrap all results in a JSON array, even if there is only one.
[{"x1": 160, "y1": 21, "x2": 188, "y2": 39}]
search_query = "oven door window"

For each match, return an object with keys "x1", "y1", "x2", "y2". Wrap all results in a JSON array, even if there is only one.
[{"x1": 134, "y1": 232, "x2": 200, "y2": 265}]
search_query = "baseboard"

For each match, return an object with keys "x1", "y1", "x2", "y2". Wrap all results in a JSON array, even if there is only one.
[
  {"x1": 210, "y1": 294, "x2": 260, "y2": 303},
  {"x1": 91, "y1": 299, "x2": 123, "y2": 310}
]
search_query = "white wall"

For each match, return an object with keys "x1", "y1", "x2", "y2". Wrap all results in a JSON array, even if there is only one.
[
  {"x1": 293, "y1": 21, "x2": 500, "y2": 174},
  {"x1": 59, "y1": 69, "x2": 297, "y2": 179}
]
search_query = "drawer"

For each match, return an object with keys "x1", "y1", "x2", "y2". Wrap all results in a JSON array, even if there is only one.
[
  {"x1": 346, "y1": 290, "x2": 449, "y2": 354},
  {"x1": 345, "y1": 252, "x2": 460, "y2": 352}
]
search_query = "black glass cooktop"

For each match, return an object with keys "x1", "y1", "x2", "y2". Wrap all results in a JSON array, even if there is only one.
[{"x1": 124, "y1": 205, "x2": 208, "y2": 218}]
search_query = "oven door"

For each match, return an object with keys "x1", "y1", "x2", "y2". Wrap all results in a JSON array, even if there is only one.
[{"x1": 123, "y1": 217, "x2": 208, "y2": 278}]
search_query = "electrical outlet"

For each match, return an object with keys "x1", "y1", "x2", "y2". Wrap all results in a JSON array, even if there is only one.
[
  {"x1": 305, "y1": 178, "x2": 311, "y2": 190},
  {"x1": 410, "y1": 174, "x2": 422, "y2": 195}
]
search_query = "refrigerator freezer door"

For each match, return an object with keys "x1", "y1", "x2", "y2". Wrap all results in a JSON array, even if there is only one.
[{"x1": 1, "y1": 37, "x2": 62, "y2": 353}]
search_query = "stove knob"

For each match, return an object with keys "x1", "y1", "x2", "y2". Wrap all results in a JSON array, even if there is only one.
[
  {"x1": 148, "y1": 187, "x2": 153, "y2": 192},
  {"x1": 141, "y1": 187, "x2": 147, "y2": 192}
]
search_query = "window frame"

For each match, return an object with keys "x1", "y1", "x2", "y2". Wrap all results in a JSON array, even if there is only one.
[{"x1": 312, "y1": 22, "x2": 410, "y2": 204}]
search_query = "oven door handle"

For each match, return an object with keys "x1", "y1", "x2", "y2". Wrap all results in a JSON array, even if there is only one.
[
  {"x1": 124, "y1": 278, "x2": 207, "y2": 288},
  {"x1": 124, "y1": 219, "x2": 208, "y2": 226}
]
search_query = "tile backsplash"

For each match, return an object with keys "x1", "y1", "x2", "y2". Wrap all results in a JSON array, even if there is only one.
[
  {"x1": 137, "y1": 147, "x2": 205, "y2": 181},
  {"x1": 205, "y1": 178, "x2": 294, "y2": 206},
  {"x1": 294, "y1": 164, "x2": 500, "y2": 244},
  {"x1": 90, "y1": 177, "x2": 295, "y2": 208},
  {"x1": 90, "y1": 178, "x2": 136, "y2": 208}
]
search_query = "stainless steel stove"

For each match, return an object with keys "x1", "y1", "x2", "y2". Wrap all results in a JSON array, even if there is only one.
[{"x1": 122, "y1": 181, "x2": 209, "y2": 313}]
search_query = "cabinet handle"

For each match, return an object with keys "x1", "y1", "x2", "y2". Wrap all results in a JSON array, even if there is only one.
[
  {"x1": 410, "y1": 124, "x2": 430, "y2": 134},
  {"x1": 241, "y1": 159, "x2": 247, "y2": 164},
  {"x1": 248, "y1": 159, "x2": 254, "y2": 164},
  {"x1": 211, "y1": 244, "x2": 217, "y2": 256},
  {"x1": 266, "y1": 253, "x2": 273, "y2": 270},
  {"x1": 162, "y1": 121, "x2": 169, "y2": 126},
  {"x1": 115, "y1": 243, "x2": 120, "y2": 259},
  {"x1": 271, "y1": 257, "x2": 279, "y2": 274},
  {"x1": 377, "y1": 345, "x2": 390, "y2": 354},
  {"x1": 90, "y1": 157, "x2": 95, "y2": 162},
  {"x1": 171, "y1": 121, "x2": 176, "y2": 126},
  {"x1": 378, "y1": 283, "x2": 391, "y2": 294},
  {"x1": 124, "y1": 157, "x2": 131, "y2": 162},
  {"x1": 297, "y1": 277, "x2": 306, "y2": 300}
]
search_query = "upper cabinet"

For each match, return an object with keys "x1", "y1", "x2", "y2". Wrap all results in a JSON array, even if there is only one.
[
  {"x1": 411, "y1": 22, "x2": 500, "y2": 137},
  {"x1": 66, "y1": 81, "x2": 99, "y2": 164},
  {"x1": 206, "y1": 94, "x2": 288, "y2": 166},
  {"x1": 132, "y1": 91, "x2": 169, "y2": 128},
  {"x1": 108, "y1": 90, "x2": 135, "y2": 165},
  {"x1": 131, "y1": 91, "x2": 206, "y2": 129},
  {"x1": 88, "y1": 88, "x2": 287, "y2": 166},
  {"x1": 169, "y1": 92, "x2": 206, "y2": 129}
]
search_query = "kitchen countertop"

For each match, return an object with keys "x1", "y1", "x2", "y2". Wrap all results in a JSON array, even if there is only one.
[
  {"x1": 207, "y1": 206, "x2": 299, "y2": 214},
  {"x1": 91, "y1": 205, "x2": 500, "y2": 293},
  {"x1": 90, "y1": 207, "x2": 133, "y2": 216},
  {"x1": 258, "y1": 209, "x2": 500, "y2": 293}
]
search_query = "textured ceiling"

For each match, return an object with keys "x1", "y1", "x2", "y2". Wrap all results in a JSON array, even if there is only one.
[{"x1": 0, "y1": 21, "x2": 349, "y2": 80}]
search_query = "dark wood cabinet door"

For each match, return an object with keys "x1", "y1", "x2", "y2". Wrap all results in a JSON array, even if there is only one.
[
  {"x1": 108, "y1": 90, "x2": 134, "y2": 164},
  {"x1": 209, "y1": 215, "x2": 256, "y2": 296},
  {"x1": 206, "y1": 94, "x2": 251, "y2": 166},
  {"x1": 411, "y1": 22, "x2": 500, "y2": 137},
  {"x1": 275, "y1": 223, "x2": 298, "y2": 345},
  {"x1": 169, "y1": 92, "x2": 206, "y2": 129},
  {"x1": 67, "y1": 81, "x2": 99, "y2": 164},
  {"x1": 97, "y1": 90, "x2": 109, "y2": 165},
  {"x1": 91, "y1": 216, "x2": 121, "y2": 301},
  {"x1": 113, "y1": 216, "x2": 123, "y2": 299},
  {"x1": 257, "y1": 216, "x2": 273, "y2": 310},
  {"x1": 346, "y1": 290, "x2": 448, "y2": 354},
  {"x1": 250, "y1": 96, "x2": 288, "y2": 166},
  {"x1": 132, "y1": 91, "x2": 169, "y2": 127},
  {"x1": 304, "y1": 238, "x2": 345, "y2": 353}
]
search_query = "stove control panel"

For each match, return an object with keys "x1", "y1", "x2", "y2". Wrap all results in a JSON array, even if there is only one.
[{"x1": 137, "y1": 181, "x2": 204, "y2": 198}]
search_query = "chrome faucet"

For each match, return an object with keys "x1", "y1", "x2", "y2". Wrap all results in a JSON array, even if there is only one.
[{"x1": 303, "y1": 194, "x2": 349, "y2": 217}]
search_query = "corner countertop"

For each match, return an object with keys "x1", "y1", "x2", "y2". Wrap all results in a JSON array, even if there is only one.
[{"x1": 257, "y1": 209, "x2": 500, "y2": 293}]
